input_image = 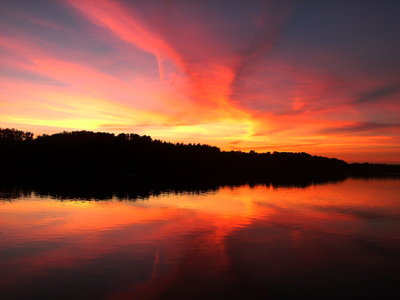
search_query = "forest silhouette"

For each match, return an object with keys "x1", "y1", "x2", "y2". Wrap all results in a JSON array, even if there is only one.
[{"x1": 1, "y1": 128, "x2": 399, "y2": 187}]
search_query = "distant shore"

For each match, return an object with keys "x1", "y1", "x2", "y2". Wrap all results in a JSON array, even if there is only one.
[{"x1": 1, "y1": 128, "x2": 399, "y2": 182}]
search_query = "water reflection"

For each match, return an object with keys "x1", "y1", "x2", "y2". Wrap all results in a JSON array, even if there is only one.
[
  {"x1": 0, "y1": 178, "x2": 399, "y2": 299},
  {"x1": 0, "y1": 173, "x2": 349, "y2": 201}
]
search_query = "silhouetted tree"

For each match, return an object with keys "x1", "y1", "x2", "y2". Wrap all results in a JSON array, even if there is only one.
[
  {"x1": 0, "y1": 128, "x2": 33, "y2": 142},
  {"x1": 1, "y1": 128, "x2": 398, "y2": 181}
]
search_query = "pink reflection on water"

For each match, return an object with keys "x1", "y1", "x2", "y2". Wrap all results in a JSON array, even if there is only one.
[{"x1": 0, "y1": 178, "x2": 399, "y2": 299}]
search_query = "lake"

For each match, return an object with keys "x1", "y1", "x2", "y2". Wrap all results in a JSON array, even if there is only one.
[{"x1": 1, "y1": 178, "x2": 399, "y2": 299}]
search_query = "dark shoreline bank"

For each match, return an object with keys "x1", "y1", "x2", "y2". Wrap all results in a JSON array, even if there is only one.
[{"x1": 2, "y1": 128, "x2": 400, "y2": 201}]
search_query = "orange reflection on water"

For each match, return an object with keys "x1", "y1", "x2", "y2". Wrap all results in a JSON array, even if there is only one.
[{"x1": 0, "y1": 178, "x2": 399, "y2": 299}]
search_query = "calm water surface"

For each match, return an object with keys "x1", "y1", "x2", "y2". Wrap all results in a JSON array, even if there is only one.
[{"x1": 1, "y1": 178, "x2": 399, "y2": 299}]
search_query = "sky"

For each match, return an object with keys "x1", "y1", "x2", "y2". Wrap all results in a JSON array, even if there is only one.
[{"x1": 0, "y1": 0, "x2": 399, "y2": 163}]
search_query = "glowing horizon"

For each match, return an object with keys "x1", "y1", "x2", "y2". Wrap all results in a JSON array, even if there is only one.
[{"x1": 1, "y1": 0, "x2": 399, "y2": 163}]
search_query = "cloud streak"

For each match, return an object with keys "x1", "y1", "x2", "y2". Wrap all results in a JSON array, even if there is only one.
[
  {"x1": 354, "y1": 84, "x2": 400, "y2": 104},
  {"x1": 321, "y1": 122, "x2": 400, "y2": 135}
]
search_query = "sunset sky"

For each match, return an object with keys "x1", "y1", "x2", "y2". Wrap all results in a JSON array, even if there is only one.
[{"x1": 0, "y1": 0, "x2": 399, "y2": 163}]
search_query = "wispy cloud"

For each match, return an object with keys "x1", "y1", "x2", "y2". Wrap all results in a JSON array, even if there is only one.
[
  {"x1": 354, "y1": 84, "x2": 400, "y2": 104},
  {"x1": 321, "y1": 122, "x2": 400, "y2": 135}
]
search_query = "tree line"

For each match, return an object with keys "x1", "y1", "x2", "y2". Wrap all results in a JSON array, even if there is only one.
[{"x1": 1, "y1": 128, "x2": 398, "y2": 182}]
